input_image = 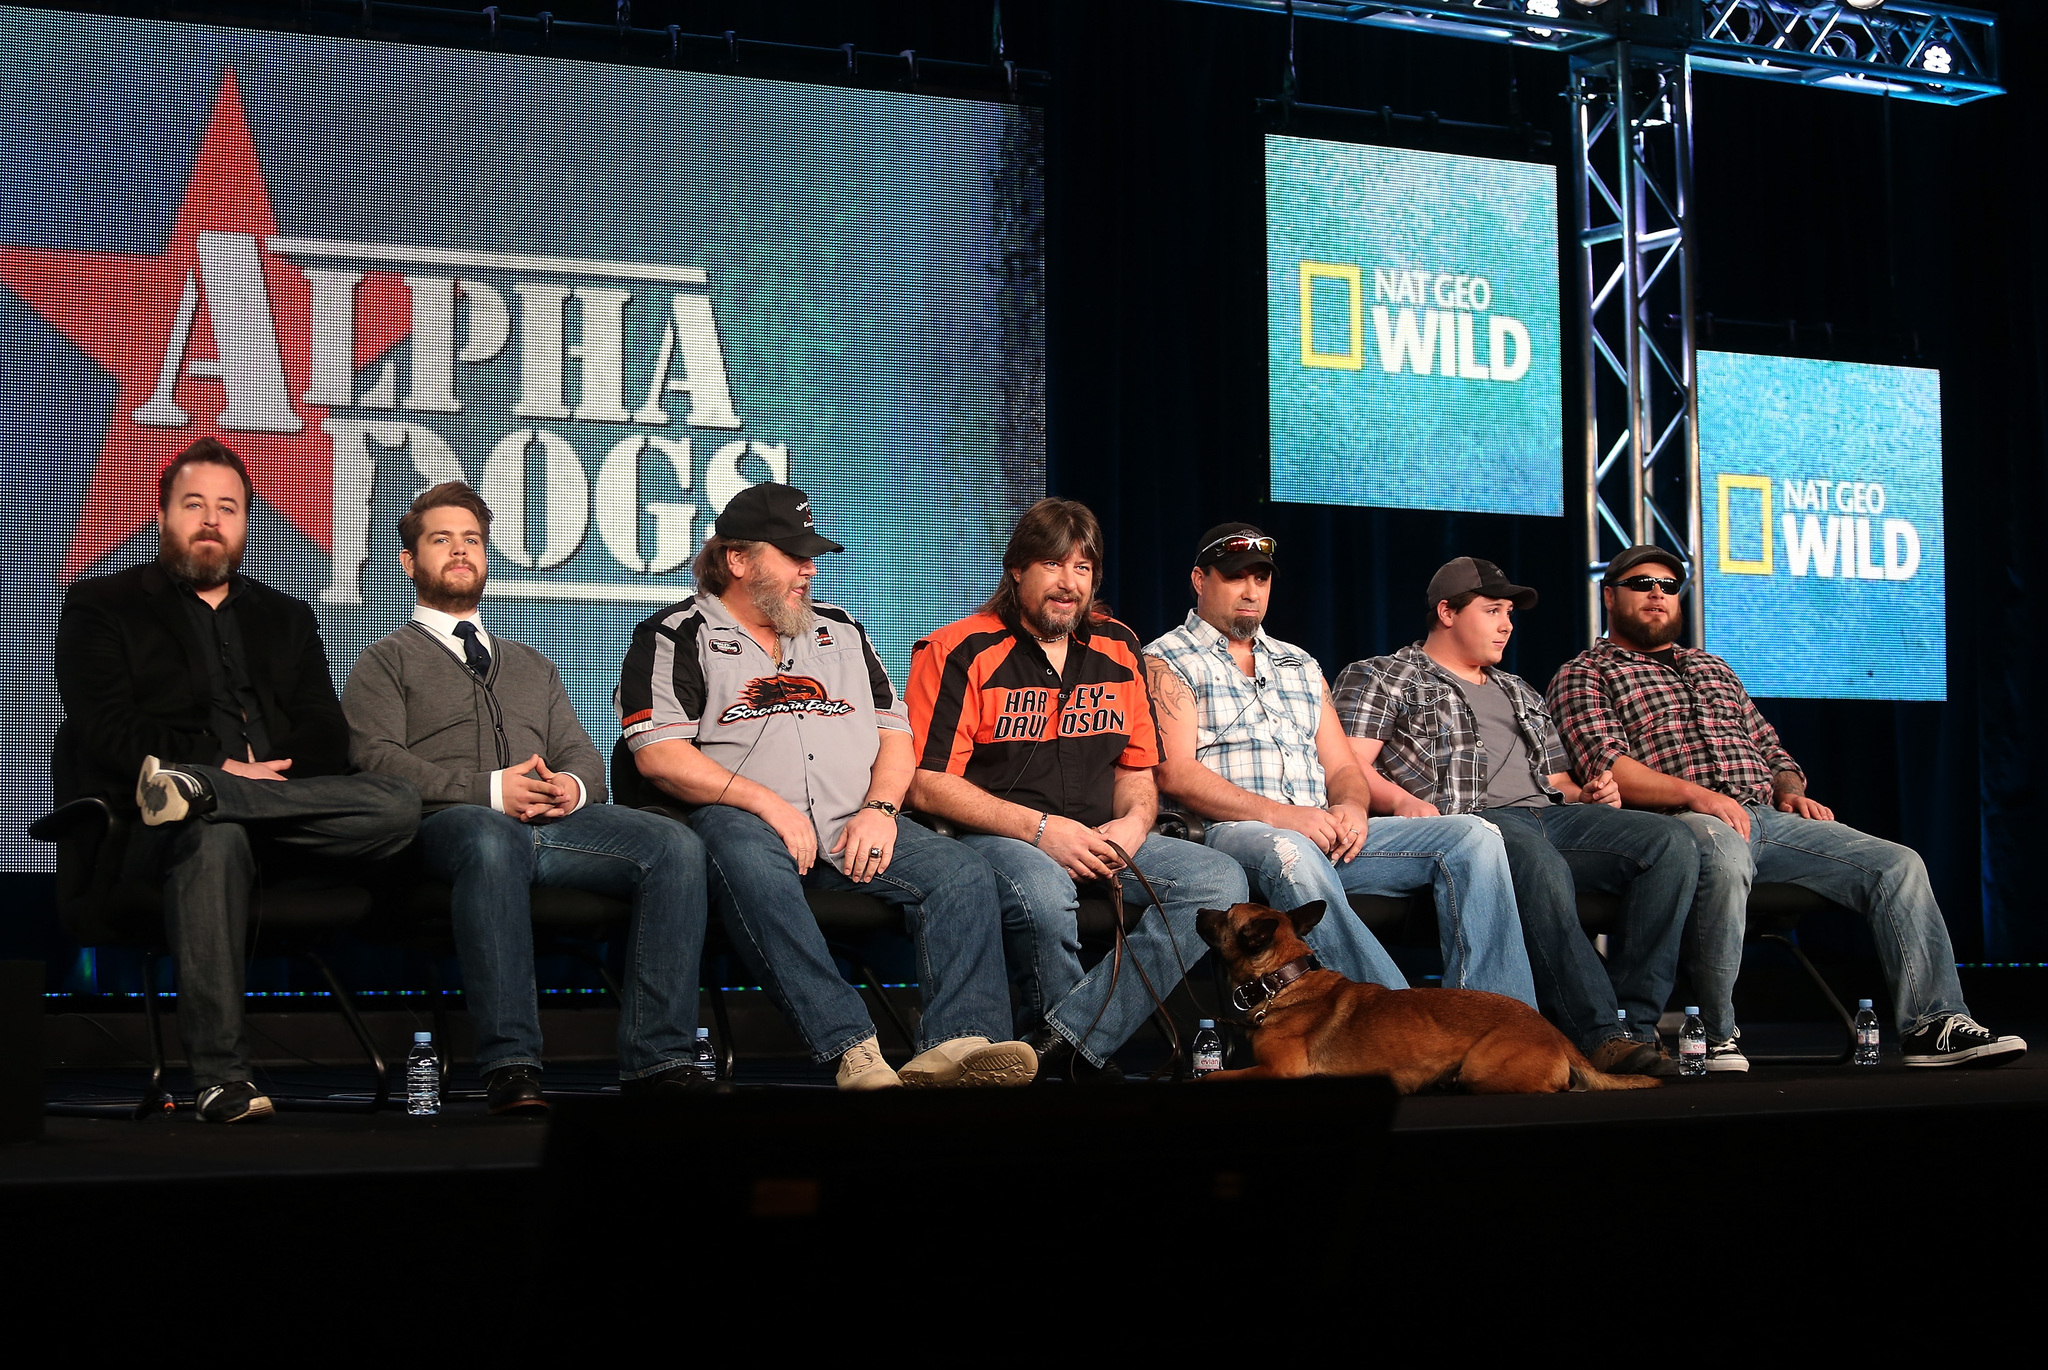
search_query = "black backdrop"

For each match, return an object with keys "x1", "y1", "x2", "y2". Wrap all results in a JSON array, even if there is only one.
[{"x1": 1041, "y1": 0, "x2": 2048, "y2": 961}]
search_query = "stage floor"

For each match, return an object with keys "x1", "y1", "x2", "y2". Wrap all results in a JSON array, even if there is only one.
[{"x1": 9, "y1": 1036, "x2": 2045, "y2": 1187}]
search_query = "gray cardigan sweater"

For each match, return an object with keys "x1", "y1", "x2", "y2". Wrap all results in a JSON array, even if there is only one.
[{"x1": 342, "y1": 620, "x2": 607, "y2": 812}]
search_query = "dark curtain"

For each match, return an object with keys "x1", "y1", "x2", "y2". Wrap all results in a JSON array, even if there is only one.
[{"x1": 1044, "y1": 0, "x2": 2048, "y2": 958}]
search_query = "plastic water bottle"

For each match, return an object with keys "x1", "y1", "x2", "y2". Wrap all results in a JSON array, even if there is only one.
[
  {"x1": 405, "y1": 1031, "x2": 441, "y2": 1116},
  {"x1": 1678, "y1": 1007, "x2": 1708, "y2": 1076},
  {"x1": 1854, "y1": 999, "x2": 1881, "y2": 1066},
  {"x1": 691, "y1": 1027, "x2": 719, "y2": 1082},
  {"x1": 1192, "y1": 1019, "x2": 1223, "y2": 1077}
]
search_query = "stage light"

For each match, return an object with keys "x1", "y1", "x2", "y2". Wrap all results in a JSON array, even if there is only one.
[
  {"x1": 1844, "y1": 0, "x2": 1884, "y2": 10},
  {"x1": 1526, "y1": 0, "x2": 1560, "y2": 15},
  {"x1": 1923, "y1": 44, "x2": 1952, "y2": 74}
]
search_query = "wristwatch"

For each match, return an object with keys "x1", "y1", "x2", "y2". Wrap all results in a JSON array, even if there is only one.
[{"x1": 862, "y1": 800, "x2": 900, "y2": 818}]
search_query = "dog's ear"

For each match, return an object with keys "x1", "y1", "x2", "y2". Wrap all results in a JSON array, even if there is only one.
[
  {"x1": 1195, "y1": 908, "x2": 1232, "y2": 951},
  {"x1": 1286, "y1": 900, "x2": 1328, "y2": 937},
  {"x1": 1238, "y1": 916, "x2": 1278, "y2": 957}
]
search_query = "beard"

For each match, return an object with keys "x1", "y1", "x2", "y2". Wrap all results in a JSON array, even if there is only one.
[
  {"x1": 1615, "y1": 600, "x2": 1683, "y2": 648},
  {"x1": 1222, "y1": 608, "x2": 1264, "y2": 643},
  {"x1": 416, "y1": 560, "x2": 486, "y2": 613},
  {"x1": 159, "y1": 528, "x2": 243, "y2": 588},
  {"x1": 749, "y1": 571, "x2": 814, "y2": 639},
  {"x1": 1022, "y1": 594, "x2": 1084, "y2": 640}
]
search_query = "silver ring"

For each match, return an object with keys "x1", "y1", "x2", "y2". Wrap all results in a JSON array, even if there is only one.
[
  {"x1": 868, "y1": 846, "x2": 884, "y2": 858},
  {"x1": 1348, "y1": 827, "x2": 1360, "y2": 835}
]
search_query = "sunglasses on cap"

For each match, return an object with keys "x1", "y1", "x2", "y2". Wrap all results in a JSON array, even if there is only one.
[
  {"x1": 1612, "y1": 575, "x2": 1683, "y2": 594},
  {"x1": 1199, "y1": 534, "x2": 1278, "y2": 561}
]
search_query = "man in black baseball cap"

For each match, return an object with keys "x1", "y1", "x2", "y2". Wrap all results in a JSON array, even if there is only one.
[
  {"x1": 714, "y1": 481, "x2": 846, "y2": 559},
  {"x1": 1600, "y1": 543, "x2": 1689, "y2": 589},
  {"x1": 1194, "y1": 522, "x2": 1278, "y2": 580},
  {"x1": 1332, "y1": 556, "x2": 1697, "y2": 1078}
]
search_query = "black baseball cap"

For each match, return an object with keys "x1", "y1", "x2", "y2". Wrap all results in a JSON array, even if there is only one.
[
  {"x1": 1425, "y1": 557, "x2": 1537, "y2": 611},
  {"x1": 1194, "y1": 522, "x2": 1277, "y2": 577},
  {"x1": 1601, "y1": 544, "x2": 1688, "y2": 587},
  {"x1": 714, "y1": 482, "x2": 844, "y2": 558}
]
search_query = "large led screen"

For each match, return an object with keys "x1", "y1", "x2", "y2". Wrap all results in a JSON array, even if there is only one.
[
  {"x1": 0, "y1": 7, "x2": 1045, "y2": 869},
  {"x1": 1265, "y1": 136, "x2": 1561, "y2": 516},
  {"x1": 1698, "y1": 351, "x2": 1944, "y2": 701}
]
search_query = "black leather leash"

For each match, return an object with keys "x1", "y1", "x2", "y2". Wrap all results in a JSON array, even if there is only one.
[{"x1": 1069, "y1": 838, "x2": 1199, "y2": 1078}]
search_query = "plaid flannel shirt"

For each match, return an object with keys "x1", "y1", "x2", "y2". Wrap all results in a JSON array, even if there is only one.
[
  {"x1": 1544, "y1": 638, "x2": 1802, "y2": 808},
  {"x1": 1331, "y1": 643, "x2": 1566, "y2": 815},
  {"x1": 1143, "y1": 611, "x2": 1329, "y2": 808}
]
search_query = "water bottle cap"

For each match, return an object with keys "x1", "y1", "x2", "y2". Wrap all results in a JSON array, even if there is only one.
[
  {"x1": 1684, "y1": 1006, "x2": 1699, "y2": 1016},
  {"x1": 1198, "y1": 1019, "x2": 1216, "y2": 1029},
  {"x1": 1858, "y1": 999, "x2": 1873, "y2": 1009},
  {"x1": 695, "y1": 1026, "x2": 711, "y2": 1038},
  {"x1": 413, "y1": 1031, "x2": 432, "y2": 1044}
]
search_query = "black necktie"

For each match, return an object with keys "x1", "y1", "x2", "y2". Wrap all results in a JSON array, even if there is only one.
[{"x1": 453, "y1": 620, "x2": 492, "y2": 679}]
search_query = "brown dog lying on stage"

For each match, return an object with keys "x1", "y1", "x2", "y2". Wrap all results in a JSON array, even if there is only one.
[{"x1": 1195, "y1": 901, "x2": 1658, "y2": 1093}]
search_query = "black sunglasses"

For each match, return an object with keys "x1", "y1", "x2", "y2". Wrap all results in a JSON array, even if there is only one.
[{"x1": 1613, "y1": 575, "x2": 1683, "y2": 594}]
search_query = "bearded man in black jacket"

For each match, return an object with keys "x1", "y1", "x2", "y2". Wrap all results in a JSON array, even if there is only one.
[{"x1": 53, "y1": 438, "x2": 418, "y2": 1123}]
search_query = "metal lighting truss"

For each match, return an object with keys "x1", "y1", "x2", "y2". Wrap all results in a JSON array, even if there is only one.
[{"x1": 1180, "y1": 0, "x2": 1998, "y2": 639}]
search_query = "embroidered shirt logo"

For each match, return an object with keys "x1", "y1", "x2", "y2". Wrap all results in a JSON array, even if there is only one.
[
  {"x1": 708, "y1": 637, "x2": 742, "y2": 656},
  {"x1": 718, "y1": 674, "x2": 854, "y2": 724}
]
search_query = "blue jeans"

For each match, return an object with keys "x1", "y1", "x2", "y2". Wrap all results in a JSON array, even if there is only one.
[
  {"x1": 1203, "y1": 814, "x2": 1536, "y2": 1005},
  {"x1": 417, "y1": 803, "x2": 708, "y2": 1079},
  {"x1": 690, "y1": 806, "x2": 1014, "y2": 1061},
  {"x1": 1676, "y1": 805, "x2": 1968, "y2": 1042},
  {"x1": 963, "y1": 833, "x2": 1249, "y2": 1067},
  {"x1": 1485, "y1": 805, "x2": 1696, "y2": 1052}
]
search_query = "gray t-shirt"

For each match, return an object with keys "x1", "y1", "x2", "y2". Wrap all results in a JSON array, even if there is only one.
[{"x1": 1451, "y1": 674, "x2": 1551, "y2": 809}]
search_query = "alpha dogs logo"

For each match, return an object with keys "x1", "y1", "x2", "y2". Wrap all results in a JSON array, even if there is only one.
[
  {"x1": 717, "y1": 675, "x2": 855, "y2": 725},
  {"x1": 0, "y1": 68, "x2": 789, "y2": 604}
]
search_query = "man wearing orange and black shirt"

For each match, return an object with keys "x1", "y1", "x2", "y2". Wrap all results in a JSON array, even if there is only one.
[{"x1": 909, "y1": 498, "x2": 1249, "y2": 1082}]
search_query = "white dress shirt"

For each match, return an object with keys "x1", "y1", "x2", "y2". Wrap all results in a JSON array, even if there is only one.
[{"x1": 411, "y1": 604, "x2": 586, "y2": 817}]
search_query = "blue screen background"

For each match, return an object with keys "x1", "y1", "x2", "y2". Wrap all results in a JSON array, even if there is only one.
[
  {"x1": 1698, "y1": 350, "x2": 1945, "y2": 701},
  {"x1": 0, "y1": 7, "x2": 1044, "y2": 869},
  {"x1": 1265, "y1": 135, "x2": 1562, "y2": 516}
]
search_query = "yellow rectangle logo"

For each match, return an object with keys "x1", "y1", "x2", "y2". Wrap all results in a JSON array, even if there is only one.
[
  {"x1": 1299, "y1": 261, "x2": 1363, "y2": 370},
  {"x1": 1717, "y1": 473, "x2": 1773, "y2": 575}
]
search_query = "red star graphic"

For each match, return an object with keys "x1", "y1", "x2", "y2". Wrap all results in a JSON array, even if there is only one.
[{"x1": 0, "y1": 69, "x2": 412, "y2": 581}]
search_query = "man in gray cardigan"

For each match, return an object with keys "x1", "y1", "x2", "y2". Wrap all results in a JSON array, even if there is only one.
[{"x1": 343, "y1": 482, "x2": 711, "y2": 1113}]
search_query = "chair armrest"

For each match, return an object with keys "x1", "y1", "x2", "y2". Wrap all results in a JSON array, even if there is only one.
[
  {"x1": 28, "y1": 796, "x2": 114, "y2": 843},
  {"x1": 1154, "y1": 809, "x2": 1205, "y2": 844},
  {"x1": 903, "y1": 810, "x2": 958, "y2": 838}
]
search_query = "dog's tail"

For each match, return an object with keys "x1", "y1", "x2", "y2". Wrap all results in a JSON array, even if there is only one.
[{"x1": 1564, "y1": 1045, "x2": 1661, "y2": 1091}]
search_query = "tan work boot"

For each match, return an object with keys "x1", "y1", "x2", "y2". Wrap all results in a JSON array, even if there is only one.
[
  {"x1": 835, "y1": 1036, "x2": 901, "y2": 1091},
  {"x1": 899, "y1": 1036, "x2": 1039, "y2": 1088}
]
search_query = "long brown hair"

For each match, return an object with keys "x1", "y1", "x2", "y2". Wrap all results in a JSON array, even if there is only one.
[{"x1": 980, "y1": 497, "x2": 1106, "y2": 631}]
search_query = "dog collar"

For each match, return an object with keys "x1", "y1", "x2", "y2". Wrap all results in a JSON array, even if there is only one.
[{"x1": 1230, "y1": 953, "x2": 1323, "y2": 1015}]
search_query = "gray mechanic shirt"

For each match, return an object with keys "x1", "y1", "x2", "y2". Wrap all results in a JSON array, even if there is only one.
[
  {"x1": 617, "y1": 590, "x2": 908, "y2": 872},
  {"x1": 1450, "y1": 674, "x2": 1552, "y2": 809}
]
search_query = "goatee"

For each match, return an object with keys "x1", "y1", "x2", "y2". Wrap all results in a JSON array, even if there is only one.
[
  {"x1": 1024, "y1": 598, "x2": 1082, "y2": 640},
  {"x1": 1224, "y1": 612, "x2": 1263, "y2": 643}
]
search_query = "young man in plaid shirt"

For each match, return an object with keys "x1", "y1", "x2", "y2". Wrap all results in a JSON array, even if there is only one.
[
  {"x1": 1336, "y1": 557, "x2": 1697, "y2": 1077},
  {"x1": 1548, "y1": 545, "x2": 2025, "y2": 1068},
  {"x1": 1144, "y1": 525, "x2": 1536, "y2": 1009}
]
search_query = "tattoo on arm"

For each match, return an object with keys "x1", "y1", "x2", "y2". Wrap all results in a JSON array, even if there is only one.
[{"x1": 1145, "y1": 657, "x2": 1194, "y2": 722}]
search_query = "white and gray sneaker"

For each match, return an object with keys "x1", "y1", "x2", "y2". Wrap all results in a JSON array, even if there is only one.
[
  {"x1": 1705, "y1": 1033, "x2": 1750, "y2": 1072},
  {"x1": 195, "y1": 1080, "x2": 274, "y2": 1123},
  {"x1": 136, "y1": 756, "x2": 215, "y2": 826},
  {"x1": 1901, "y1": 1013, "x2": 2027, "y2": 1067},
  {"x1": 899, "y1": 1036, "x2": 1039, "y2": 1088},
  {"x1": 834, "y1": 1036, "x2": 902, "y2": 1091}
]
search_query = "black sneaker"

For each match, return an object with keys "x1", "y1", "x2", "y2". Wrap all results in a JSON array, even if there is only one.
[
  {"x1": 1025, "y1": 1030, "x2": 1124, "y2": 1085},
  {"x1": 1901, "y1": 1014, "x2": 2027, "y2": 1068},
  {"x1": 195, "y1": 1080, "x2": 274, "y2": 1123},
  {"x1": 136, "y1": 756, "x2": 215, "y2": 826},
  {"x1": 483, "y1": 1064, "x2": 550, "y2": 1114},
  {"x1": 622, "y1": 1064, "x2": 716, "y2": 1098}
]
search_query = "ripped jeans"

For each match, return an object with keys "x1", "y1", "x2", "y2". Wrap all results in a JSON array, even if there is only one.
[{"x1": 1203, "y1": 815, "x2": 1537, "y2": 1007}]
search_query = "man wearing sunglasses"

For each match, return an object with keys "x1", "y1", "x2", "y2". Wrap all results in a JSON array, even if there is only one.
[
  {"x1": 1547, "y1": 544, "x2": 2025, "y2": 1069},
  {"x1": 1333, "y1": 557, "x2": 1695, "y2": 1077},
  {"x1": 1146, "y1": 526, "x2": 1537, "y2": 1009}
]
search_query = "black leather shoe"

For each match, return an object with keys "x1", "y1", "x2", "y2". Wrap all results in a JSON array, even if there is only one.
[
  {"x1": 622, "y1": 1065, "x2": 716, "y2": 1098},
  {"x1": 1025, "y1": 1030, "x2": 1125, "y2": 1085},
  {"x1": 483, "y1": 1065, "x2": 549, "y2": 1115}
]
